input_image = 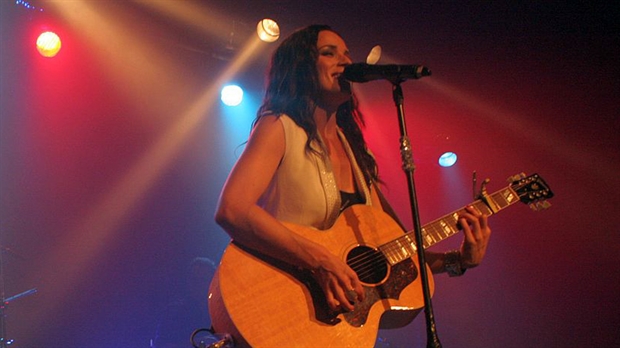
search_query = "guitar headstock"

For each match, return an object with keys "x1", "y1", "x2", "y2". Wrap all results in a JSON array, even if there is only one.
[{"x1": 508, "y1": 173, "x2": 554, "y2": 211}]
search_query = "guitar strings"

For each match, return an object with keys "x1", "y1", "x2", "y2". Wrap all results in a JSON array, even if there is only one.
[{"x1": 348, "y1": 251, "x2": 388, "y2": 282}]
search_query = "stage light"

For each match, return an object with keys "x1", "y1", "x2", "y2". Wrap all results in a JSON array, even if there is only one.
[
  {"x1": 221, "y1": 85, "x2": 243, "y2": 106},
  {"x1": 16, "y1": 0, "x2": 43, "y2": 11},
  {"x1": 36, "y1": 31, "x2": 62, "y2": 57},
  {"x1": 256, "y1": 19, "x2": 280, "y2": 43},
  {"x1": 366, "y1": 45, "x2": 382, "y2": 64},
  {"x1": 438, "y1": 152, "x2": 458, "y2": 167}
]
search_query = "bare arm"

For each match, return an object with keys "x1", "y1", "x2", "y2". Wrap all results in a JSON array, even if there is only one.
[{"x1": 215, "y1": 115, "x2": 363, "y2": 311}]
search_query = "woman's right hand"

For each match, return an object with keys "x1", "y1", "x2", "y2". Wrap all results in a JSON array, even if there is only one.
[{"x1": 311, "y1": 254, "x2": 365, "y2": 312}]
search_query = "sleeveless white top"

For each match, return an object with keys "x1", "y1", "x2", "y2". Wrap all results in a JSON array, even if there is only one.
[{"x1": 259, "y1": 115, "x2": 372, "y2": 230}]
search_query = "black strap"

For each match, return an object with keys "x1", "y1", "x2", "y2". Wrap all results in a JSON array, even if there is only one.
[{"x1": 373, "y1": 183, "x2": 408, "y2": 232}]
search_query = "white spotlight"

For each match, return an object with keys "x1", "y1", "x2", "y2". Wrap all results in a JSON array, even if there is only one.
[
  {"x1": 257, "y1": 19, "x2": 280, "y2": 43},
  {"x1": 221, "y1": 85, "x2": 243, "y2": 106}
]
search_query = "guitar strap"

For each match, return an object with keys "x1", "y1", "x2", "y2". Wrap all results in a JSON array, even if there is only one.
[
  {"x1": 373, "y1": 183, "x2": 409, "y2": 233},
  {"x1": 336, "y1": 128, "x2": 410, "y2": 235},
  {"x1": 337, "y1": 129, "x2": 372, "y2": 207}
]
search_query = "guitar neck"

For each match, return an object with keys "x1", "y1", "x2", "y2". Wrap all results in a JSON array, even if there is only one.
[{"x1": 379, "y1": 185, "x2": 520, "y2": 266}]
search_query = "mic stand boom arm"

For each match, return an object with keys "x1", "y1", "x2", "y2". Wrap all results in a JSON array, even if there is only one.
[{"x1": 391, "y1": 81, "x2": 442, "y2": 348}]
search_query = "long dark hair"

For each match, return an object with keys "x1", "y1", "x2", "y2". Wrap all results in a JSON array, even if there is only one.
[{"x1": 256, "y1": 25, "x2": 378, "y2": 185}]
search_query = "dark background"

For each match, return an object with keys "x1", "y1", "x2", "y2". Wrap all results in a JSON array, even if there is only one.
[{"x1": 1, "y1": 1, "x2": 618, "y2": 347}]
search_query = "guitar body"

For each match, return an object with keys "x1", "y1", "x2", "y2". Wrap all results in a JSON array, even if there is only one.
[{"x1": 209, "y1": 205, "x2": 433, "y2": 348}]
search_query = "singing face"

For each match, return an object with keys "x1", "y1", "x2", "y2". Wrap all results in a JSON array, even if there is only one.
[{"x1": 316, "y1": 30, "x2": 352, "y2": 106}]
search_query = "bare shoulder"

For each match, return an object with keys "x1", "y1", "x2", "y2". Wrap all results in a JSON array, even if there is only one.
[
  {"x1": 242, "y1": 114, "x2": 286, "y2": 162},
  {"x1": 249, "y1": 115, "x2": 285, "y2": 144},
  {"x1": 219, "y1": 115, "x2": 286, "y2": 202}
]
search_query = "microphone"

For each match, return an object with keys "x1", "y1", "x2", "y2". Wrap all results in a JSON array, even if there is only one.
[{"x1": 343, "y1": 63, "x2": 431, "y2": 83}]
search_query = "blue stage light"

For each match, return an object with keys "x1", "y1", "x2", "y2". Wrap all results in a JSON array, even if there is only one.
[{"x1": 438, "y1": 152, "x2": 457, "y2": 167}]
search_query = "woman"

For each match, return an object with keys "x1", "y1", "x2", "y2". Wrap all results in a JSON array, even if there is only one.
[{"x1": 215, "y1": 24, "x2": 490, "y2": 323}]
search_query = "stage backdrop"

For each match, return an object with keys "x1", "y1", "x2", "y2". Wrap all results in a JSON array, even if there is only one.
[{"x1": 1, "y1": 1, "x2": 618, "y2": 347}]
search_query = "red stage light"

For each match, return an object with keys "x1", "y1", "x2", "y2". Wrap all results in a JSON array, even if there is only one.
[{"x1": 36, "y1": 31, "x2": 62, "y2": 57}]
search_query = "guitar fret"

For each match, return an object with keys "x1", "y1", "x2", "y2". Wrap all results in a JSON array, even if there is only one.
[
  {"x1": 433, "y1": 223, "x2": 445, "y2": 240},
  {"x1": 427, "y1": 226, "x2": 438, "y2": 244},
  {"x1": 394, "y1": 239, "x2": 408, "y2": 260},
  {"x1": 380, "y1": 244, "x2": 395, "y2": 264},
  {"x1": 439, "y1": 220, "x2": 456, "y2": 236},
  {"x1": 473, "y1": 202, "x2": 493, "y2": 216},
  {"x1": 429, "y1": 226, "x2": 437, "y2": 240},
  {"x1": 492, "y1": 188, "x2": 518, "y2": 209},
  {"x1": 503, "y1": 188, "x2": 518, "y2": 204},
  {"x1": 422, "y1": 213, "x2": 458, "y2": 249},
  {"x1": 381, "y1": 242, "x2": 400, "y2": 265},
  {"x1": 381, "y1": 234, "x2": 418, "y2": 266},
  {"x1": 402, "y1": 235, "x2": 416, "y2": 256},
  {"x1": 422, "y1": 228, "x2": 435, "y2": 246}
]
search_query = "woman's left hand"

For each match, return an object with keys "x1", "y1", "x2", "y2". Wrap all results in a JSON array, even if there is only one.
[{"x1": 458, "y1": 205, "x2": 492, "y2": 268}]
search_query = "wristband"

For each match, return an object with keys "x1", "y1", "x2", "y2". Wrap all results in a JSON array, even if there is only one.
[{"x1": 444, "y1": 250, "x2": 467, "y2": 277}]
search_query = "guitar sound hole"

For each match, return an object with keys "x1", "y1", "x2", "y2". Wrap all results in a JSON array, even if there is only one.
[{"x1": 346, "y1": 246, "x2": 388, "y2": 285}]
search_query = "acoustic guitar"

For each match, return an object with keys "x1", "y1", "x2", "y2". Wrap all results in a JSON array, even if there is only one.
[{"x1": 209, "y1": 173, "x2": 553, "y2": 347}]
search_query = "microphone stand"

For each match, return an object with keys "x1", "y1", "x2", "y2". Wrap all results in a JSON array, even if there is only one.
[{"x1": 390, "y1": 81, "x2": 442, "y2": 348}]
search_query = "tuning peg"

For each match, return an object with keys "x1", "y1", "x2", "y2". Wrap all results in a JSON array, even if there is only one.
[
  {"x1": 529, "y1": 200, "x2": 552, "y2": 211},
  {"x1": 507, "y1": 172, "x2": 527, "y2": 183},
  {"x1": 537, "y1": 201, "x2": 552, "y2": 210}
]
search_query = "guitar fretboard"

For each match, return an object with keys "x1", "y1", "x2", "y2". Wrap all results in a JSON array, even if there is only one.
[{"x1": 379, "y1": 186, "x2": 519, "y2": 266}]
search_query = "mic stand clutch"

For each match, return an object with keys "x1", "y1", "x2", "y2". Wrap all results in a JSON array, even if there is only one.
[{"x1": 390, "y1": 80, "x2": 442, "y2": 348}]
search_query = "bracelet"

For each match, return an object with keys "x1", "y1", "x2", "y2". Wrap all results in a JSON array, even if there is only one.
[{"x1": 444, "y1": 250, "x2": 467, "y2": 277}]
